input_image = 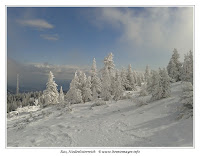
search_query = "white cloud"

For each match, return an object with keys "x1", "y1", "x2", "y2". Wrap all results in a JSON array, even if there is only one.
[
  {"x1": 18, "y1": 19, "x2": 54, "y2": 29},
  {"x1": 94, "y1": 7, "x2": 193, "y2": 56},
  {"x1": 40, "y1": 34, "x2": 59, "y2": 41}
]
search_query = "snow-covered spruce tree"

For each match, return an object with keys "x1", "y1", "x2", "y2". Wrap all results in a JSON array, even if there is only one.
[
  {"x1": 43, "y1": 71, "x2": 59, "y2": 104},
  {"x1": 181, "y1": 50, "x2": 193, "y2": 84},
  {"x1": 82, "y1": 76, "x2": 92, "y2": 103},
  {"x1": 137, "y1": 73, "x2": 142, "y2": 87},
  {"x1": 133, "y1": 70, "x2": 138, "y2": 84},
  {"x1": 144, "y1": 65, "x2": 151, "y2": 82},
  {"x1": 78, "y1": 71, "x2": 86, "y2": 91},
  {"x1": 92, "y1": 87, "x2": 98, "y2": 101},
  {"x1": 159, "y1": 68, "x2": 171, "y2": 98},
  {"x1": 140, "y1": 73, "x2": 145, "y2": 83},
  {"x1": 113, "y1": 71, "x2": 123, "y2": 101},
  {"x1": 59, "y1": 86, "x2": 64, "y2": 103},
  {"x1": 150, "y1": 68, "x2": 171, "y2": 101},
  {"x1": 139, "y1": 82, "x2": 148, "y2": 96},
  {"x1": 189, "y1": 50, "x2": 193, "y2": 83},
  {"x1": 147, "y1": 74, "x2": 153, "y2": 94},
  {"x1": 167, "y1": 48, "x2": 182, "y2": 82},
  {"x1": 101, "y1": 66, "x2": 112, "y2": 101},
  {"x1": 150, "y1": 70, "x2": 163, "y2": 101},
  {"x1": 104, "y1": 53, "x2": 115, "y2": 77},
  {"x1": 180, "y1": 82, "x2": 193, "y2": 109},
  {"x1": 121, "y1": 67, "x2": 131, "y2": 91},
  {"x1": 127, "y1": 64, "x2": 136, "y2": 91},
  {"x1": 103, "y1": 53, "x2": 116, "y2": 95},
  {"x1": 66, "y1": 71, "x2": 83, "y2": 104},
  {"x1": 91, "y1": 58, "x2": 101, "y2": 95}
]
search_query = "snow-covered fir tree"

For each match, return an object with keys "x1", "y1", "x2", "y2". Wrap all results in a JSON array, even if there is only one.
[
  {"x1": 133, "y1": 70, "x2": 138, "y2": 84},
  {"x1": 121, "y1": 67, "x2": 131, "y2": 91},
  {"x1": 150, "y1": 70, "x2": 163, "y2": 101},
  {"x1": 147, "y1": 76, "x2": 153, "y2": 94},
  {"x1": 188, "y1": 50, "x2": 193, "y2": 83},
  {"x1": 103, "y1": 53, "x2": 116, "y2": 95},
  {"x1": 66, "y1": 71, "x2": 83, "y2": 104},
  {"x1": 104, "y1": 53, "x2": 115, "y2": 77},
  {"x1": 82, "y1": 76, "x2": 92, "y2": 103},
  {"x1": 140, "y1": 73, "x2": 145, "y2": 82},
  {"x1": 78, "y1": 71, "x2": 86, "y2": 91},
  {"x1": 159, "y1": 68, "x2": 171, "y2": 98},
  {"x1": 101, "y1": 66, "x2": 112, "y2": 101},
  {"x1": 91, "y1": 58, "x2": 101, "y2": 95},
  {"x1": 144, "y1": 65, "x2": 151, "y2": 82},
  {"x1": 43, "y1": 71, "x2": 59, "y2": 104},
  {"x1": 92, "y1": 87, "x2": 98, "y2": 101},
  {"x1": 167, "y1": 48, "x2": 182, "y2": 82},
  {"x1": 181, "y1": 50, "x2": 193, "y2": 84},
  {"x1": 59, "y1": 86, "x2": 64, "y2": 103},
  {"x1": 150, "y1": 68, "x2": 171, "y2": 101},
  {"x1": 113, "y1": 71, "x2": 123, "y2": 101},
  {"x1": 127, "y1": 64, "x2": 136, "y2": 90},
  {"x1": 180, "y1": 82, "x2": 193, "y2": 109},
  {"x1": 137, "y1": 73, "x2": 142, "y2": 87},
  {"x1": 140, "y1": 82, "x2": 148, "y2": 96}
]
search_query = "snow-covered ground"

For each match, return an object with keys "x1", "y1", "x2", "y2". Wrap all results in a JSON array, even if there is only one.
[{"x1": 7, "y1": 82, "x2": 193, "y2": 147}]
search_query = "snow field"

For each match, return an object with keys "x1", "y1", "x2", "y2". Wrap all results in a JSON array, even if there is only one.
[{"x1": 7, "y1": 82, "x2": 193, "y2": 147}]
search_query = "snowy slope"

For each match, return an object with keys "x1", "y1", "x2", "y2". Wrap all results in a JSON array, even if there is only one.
[{"x1": 7, "y1": 82, "x2": 193, "y2": 147}]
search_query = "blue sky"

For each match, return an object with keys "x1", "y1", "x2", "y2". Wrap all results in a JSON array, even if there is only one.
[
  {"x1": 7, "y1": 7, "x2": 193, "y2": 91},
  {"x1": 8, "y1": 7, "x2": 120, "y2": 66}
]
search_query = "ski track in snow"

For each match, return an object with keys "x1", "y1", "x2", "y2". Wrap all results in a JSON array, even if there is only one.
[{"x1": 7, "y1": 82, "x2": 193, "y2": 147}]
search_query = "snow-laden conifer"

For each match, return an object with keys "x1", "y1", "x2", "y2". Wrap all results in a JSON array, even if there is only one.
[
  {"x1": 91, "y1": 58, "x2": 101, "y2": 95},
  {"x1": 167, "y1": 48, "x2": 182, "y2": 82},
  {"x1": 180, "y1": 82, "x2": 193, "y2": 109},
  {"x1": 181, "y1": 51, "x2": 193, "y2": 84},
  {"x1": 150, "y1": 68, "x2": 171, "y2": 101},
  {"x1": 101, "y1": 66, "x2": 111, "y2": 101},
  {"x1": 78, "y1": 71, "x2": 86, "y2": 91},
  {"x1": 121, "y1": 67, "x2": 131, "y2": 91},
  {"x1": 140, "y1": 82, "x2": 148, "y2": 96},
  {"x1": 82, "y1": 76, "x2": 92, "y2": 103},
  {"x1": 127, "y1": 64, "x2": 136, "y2": 90},
  {"x1": 92, "y1": 87, "x2": 98, "y2": 101},
  {"x1": 113, "y1": 71, "x2": 123, "y2": 101},
  {"x1": 140, "y1": 73, "x2": 145, "y2": 83},
  {"x1": 133, "y1": 70, "x2": 138, "y2": 84},
  {"x1": 59, "y1": 86, "x2": 64, "y2": 103},
  {"x1": 144, "y1": 65, "x2": 151, "y2": 82},
  {"x1": 159, "y1": 68, "x2": 171, "y2": 98},
  {"x1": 150, "y1": 70, "x2": 163, "y2": 101},
  {"x1": 137, "y1": 74, "x2": 142, "y2": 87},
  {"x1": 103, "y1": 53, "x2": 116, "y2": 95},
  {"x1": 104, "y1": 53, "x2": 115, "y2": 77},
  {"x1": 66, "y1": 71, "x2": 83, "y2": 104},
  {"x1": 147, "y1": 76, "x2": 153, "y2": 94},
  {"x1": 43, "y1": 71, "x2": 59, "y2": 104}
]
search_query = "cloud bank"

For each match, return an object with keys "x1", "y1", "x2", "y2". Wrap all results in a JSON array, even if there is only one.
[
  {"x1": 7, "y1": 58, "x2": 90, "y2": 91},
  {"x1": 18, "y1": 19, "x2": 54, "y2": 29},
  {"x1": 93, "y1": 7, "x2": 193, "y2": 56}
]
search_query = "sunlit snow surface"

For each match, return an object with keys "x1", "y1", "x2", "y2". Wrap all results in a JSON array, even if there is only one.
[{"x1": 7, "y1": 82, "x2": 193, "y2": 147}]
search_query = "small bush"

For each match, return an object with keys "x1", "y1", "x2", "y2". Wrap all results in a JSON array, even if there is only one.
[{"x1": 91, "y1": 99, "x2": 106, "y2": 108}]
